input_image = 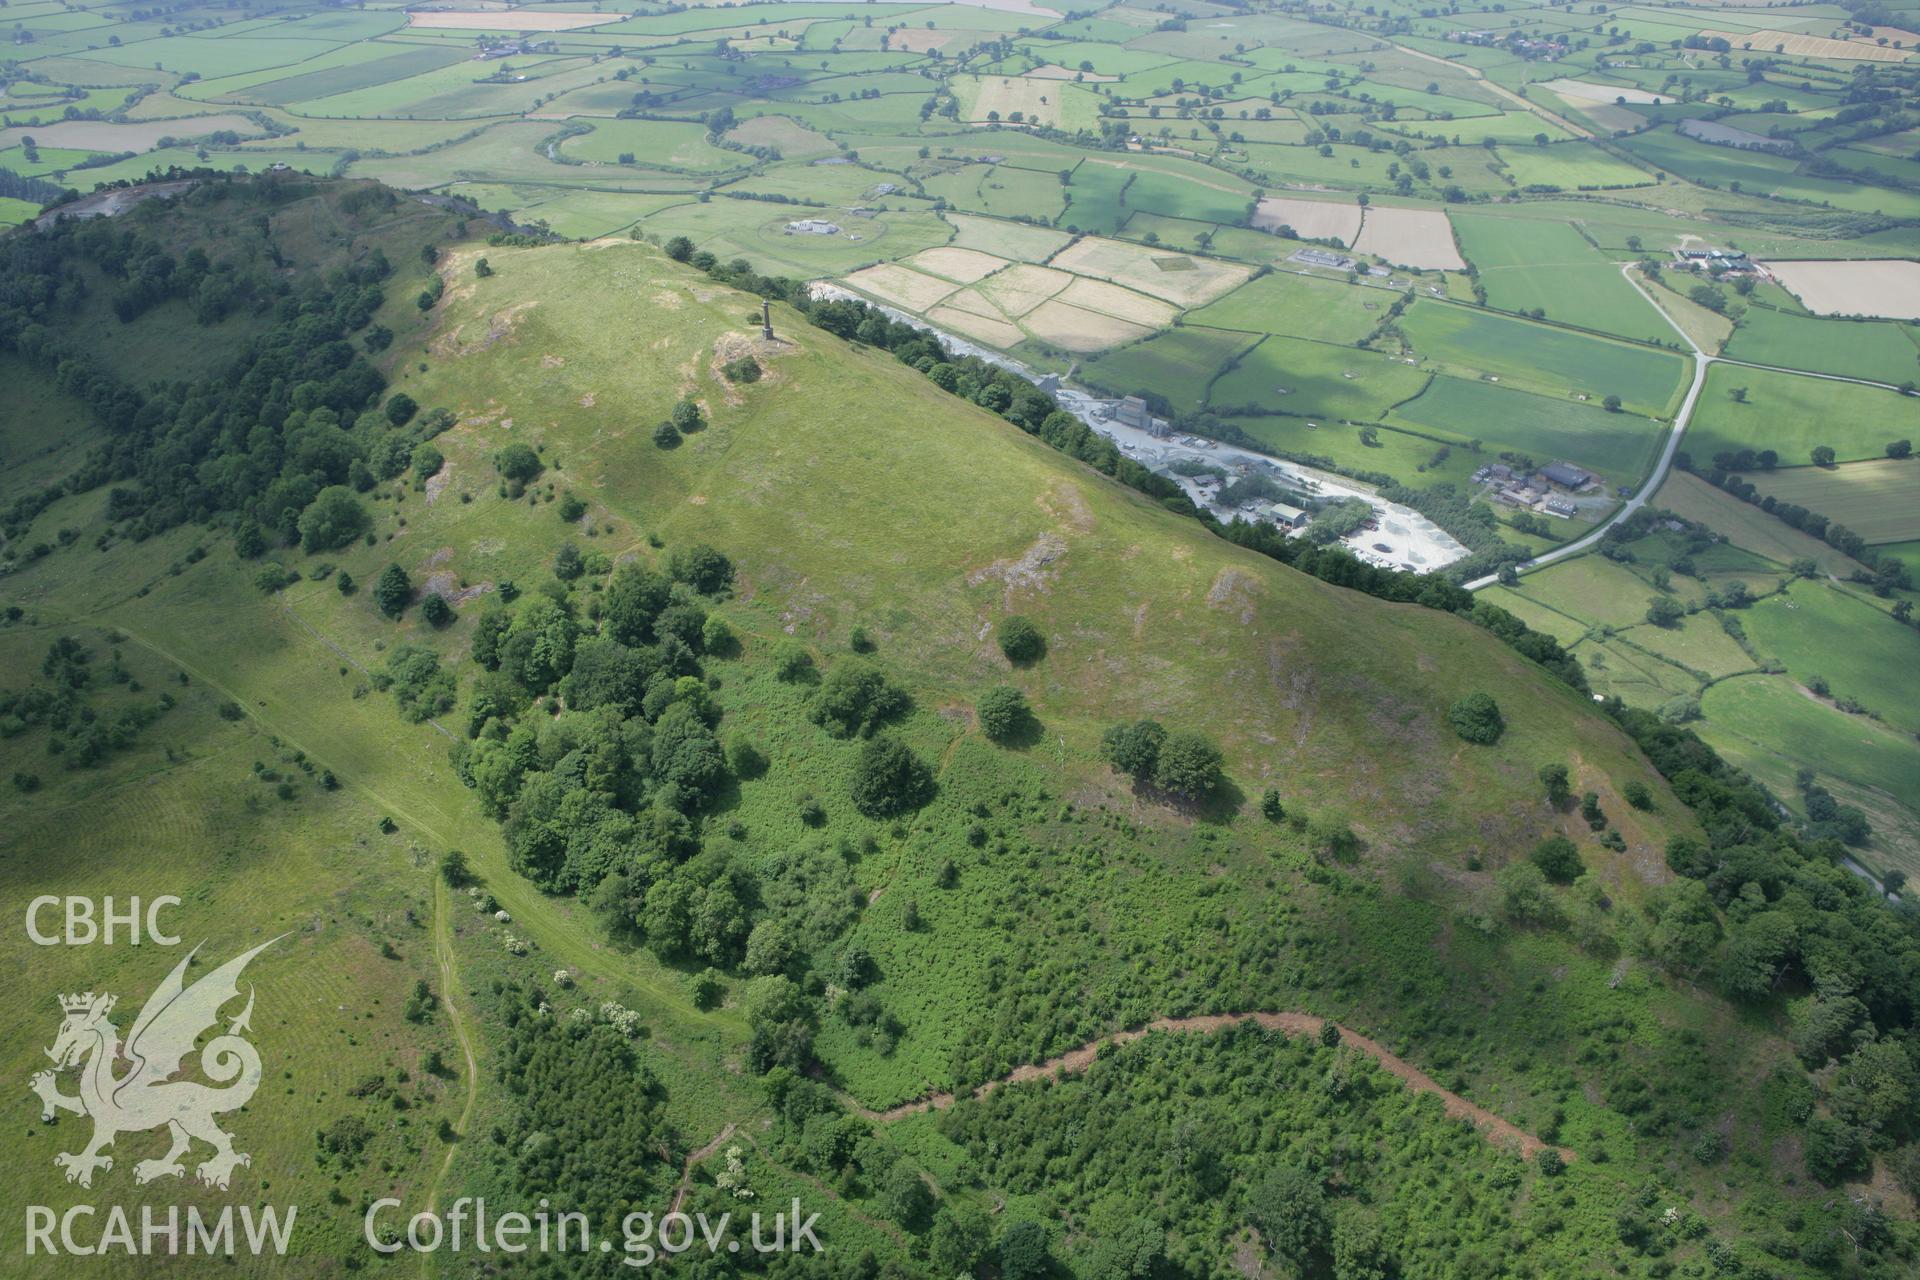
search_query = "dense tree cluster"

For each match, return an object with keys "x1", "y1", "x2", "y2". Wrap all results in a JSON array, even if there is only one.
[
  {"x1": 458, "y1": 551, "x2": 738, "y2": 895},
  {"x1": 1607, "y1": 703, "x2": 1920, "y2": 1184},
  {"x1": 849, "y1": 734, "x2": 934, "y2": 818},
  {"x1": 0, "y1": 180, "x2": 461, "y2": 558},
  {"x1": 810, "y1": 661, "x2": 909, "y2": 739},
  {"x1": 974, "y1": 684, "x2": 1031, "y2": 742},
  {"x1": 380, "y1": 645, "x2": 454, "y2": 723},
  {"x1": 994, "y1": 614, "x2": 1045, "y2": 664},
  {"x1": 494, "y1": 981, "x2": 673, "y2": 1238},
  {"x1": 437, "y1": 536, "x2": 939, "y2": 1088},
  {"x1": 1530, "y1": 835, "x2": 1584, "y2": 884},
  {"x1": 0, "y1": 166, "x2": 67, "y2": 207}
]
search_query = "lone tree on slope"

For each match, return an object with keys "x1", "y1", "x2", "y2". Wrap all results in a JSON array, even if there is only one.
[{"x1": 375, "y1": 563, "x2": 413, "y2": 619}]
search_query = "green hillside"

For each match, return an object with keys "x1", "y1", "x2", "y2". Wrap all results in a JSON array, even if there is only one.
[{"x1": 1, "y1": 179, "x2": 1914, "y2": 1278}]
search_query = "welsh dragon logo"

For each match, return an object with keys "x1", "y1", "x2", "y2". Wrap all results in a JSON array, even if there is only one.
[{"x1": 29, "y1": 938, "x2": 281, "y2": 1190}]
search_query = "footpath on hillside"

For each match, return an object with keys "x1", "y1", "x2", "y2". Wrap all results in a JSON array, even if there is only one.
[{"x1": 842, "y1": 1011, "x2": 1575, "y2": 1163}]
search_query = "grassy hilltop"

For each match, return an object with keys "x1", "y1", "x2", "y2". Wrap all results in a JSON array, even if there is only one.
[
  {"x1": 394, "y1": 230, "x2": 1666, "y2": 861},
  {"x1": 0, "y1": 179, "x2": 1915, "y2": 1278}
]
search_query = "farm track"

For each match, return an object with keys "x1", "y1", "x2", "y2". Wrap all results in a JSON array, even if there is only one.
[
  {"x1": 840, "y1": 1011, "x2": 1575, "y2": 1164},
  {"x1": 422, "y1": 877, "x2": 481, "y2": 1238},
  {"x1": 668, "y1": 1123, "x2": 737, "y2": 1216}
]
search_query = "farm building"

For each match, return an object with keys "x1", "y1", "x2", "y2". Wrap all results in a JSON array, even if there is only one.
[
  {"x1": 1674, "y1": 247, "x2": 1752, "y2": 272},
  {"x1": 786, "y1": 219, "x2": 841, "y2": 236},
  {"x1": 1292, "y1": 247, "x2": 1358, "y2": 271},
  {"x1": 1539, "y1": 462, "x2": 1598, "y2": 491},
  {"x1": 1542, "y1": 496, "x2": 1578, "y2": 518},
  {"x1": 1492, "y1": 484, "x2": 1545, "y2": 510}
]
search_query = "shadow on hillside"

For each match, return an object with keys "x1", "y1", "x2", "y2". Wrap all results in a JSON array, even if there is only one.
[
  {"x1": 984, "y1": 711, "x2": 1047, "y2": 751},
  {"x1": 1125, "y1": 775, "x2": 1248, "y2": 826}
]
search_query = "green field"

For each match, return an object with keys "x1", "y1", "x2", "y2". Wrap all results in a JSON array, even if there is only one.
[
  {"x1": 445, "y1": 182, "x2": 689, "y2": 239},
  {"x1": 924, "y1": 161, "x2": 1069, "y2": 222},
  {"x1": 1120, "y1": 165, "x2": 1258, "y2": 224},
  {"x1": 1720, "y1": 306, "x2": 1920, "y2": 385},
  {"x1": 1184, "y1": 269, "x2": 1388, "y2": 345},
  {"x1": 342, "y1": 120, "x2": 609, "y2": 189},
  {"x1": 1877, "y1": 539, "x2": 1920, "y2": 581},
  {"x1": 0, "y1": 195, "x2": 40, "y2": 227},
  {"x1": 1399, "y1": 300, "x2": 1688, "y2": 415},
  {"x1": 643, "y1": 199, "x2": 952, "y2": 277},
  {"x1": 559, "y1": 119, "x2": 747, "y2": 172},
  {"x1": 1741, "y1": 583, "x2": 1920, "y2": 736},
  {"x1": 209, "y1": 44, "x2": 469, "y2": 107},
  {"x1": 1053, "y1": 158, "x2": 1132, "y2": 234},
  {"x1": 943, "y1": 210, "x2": 1069, "y2": 263},
  {"x1": 0, "y1": 613, "x2": 467, "y2": 1266},
  {"x1": 1501, "y1": 542, "x2": 1920, "y2": 872},
  {"x1": 1621, "y1": 124, "x2": 1920, "y2": 219},
  {"x1": 1078, "y1": 325, "x2": 1256, "y2": 410},
  {"x1": 1579, "y1": 631, "x2": 1710, "y2": 704},
  {"x1": 0, "y1": 144, "x2": 104, "y2": 178},
  {"x1": 1701, "y1": 675, "x2": 1920, "y2": 837},
  {"x1": 1625, "y1": 609, "x2": 1758, "y2": 681},
  {"x1": 1390, "y1": 374, "x2": 1666, "y2": 483},
  {"x1": 86, "y1": 32, "x2": 344, "y2": 79},
  {"x1": 1232, "y1": 414, "x2": 1484, "y2": 486},
  {"x1": 1653, "y1": 471, "x2": 1865, "y2": 576},
  {"x1": 1498, "y1": 140, "x2": 1655, "y2": 191},
  {"x1": 1209, "y1": 333, "x2": 1433, "y2": 421},
  {"x1": 715, "y1": 158, "x2": 906, "y2": 204},
  {"x1": 1685, "y1": 364, "x2": 1919, "y2": 469},
  {"x1": 1451, "y1": 213, "x2": 1668, "y2": 342},
  {"x1": 1507, "y1": 553, "x2": 1670, "y2": 633}
]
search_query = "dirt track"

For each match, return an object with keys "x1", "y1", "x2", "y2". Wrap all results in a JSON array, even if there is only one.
[
  {"x1": 669, "y1": 1123, "x2": 738, "y2": 1215},
  {"x1": 852, "y1": 1012, "x2": 1573, "y2": 1162}
]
